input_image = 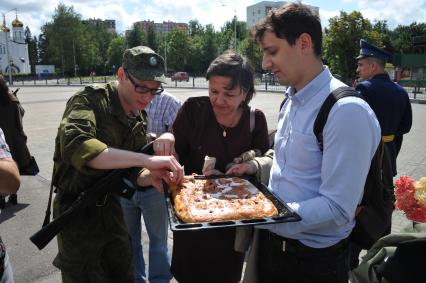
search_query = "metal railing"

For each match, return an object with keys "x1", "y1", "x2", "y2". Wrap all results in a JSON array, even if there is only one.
[{"x1": 8, "y1": 75, "x2": 426, "y2": 100}]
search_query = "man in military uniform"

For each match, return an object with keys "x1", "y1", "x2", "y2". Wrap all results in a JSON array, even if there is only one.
[
  {"x1": 355, "y1": 39, "x2": 412, "y2": 176},
  {"x1": 350, "y1": 39, "x2": 413, "y2": 268},
  {"x1": 51, "y1": 46, "x2": 183, "y2": 283}
]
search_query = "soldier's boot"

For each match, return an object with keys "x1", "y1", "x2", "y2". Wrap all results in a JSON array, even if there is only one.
[
  {"x1": 8, "y1": 194, "x2": 17, "y2": 205},
  {"x1": 0, "y1": 196, "x2": 5, "y2": 209}
]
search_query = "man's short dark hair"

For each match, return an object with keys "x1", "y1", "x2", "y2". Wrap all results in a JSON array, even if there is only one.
[
  {"x1": 206, "y1": 50, "x2": 255, "y2": 106},
  {"x1": 366, "y1": 57, "x2": 386, "y2": 69},
  {"x1": 252, "y1": 3, "x2": 322, "y2": 57}
]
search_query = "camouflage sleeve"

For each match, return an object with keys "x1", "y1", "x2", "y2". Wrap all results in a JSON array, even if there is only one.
[{"x1": 58, "y1": 94, "x2": 108, "y2": 171}]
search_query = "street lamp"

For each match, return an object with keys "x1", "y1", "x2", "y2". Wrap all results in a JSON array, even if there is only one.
[{"x1": 1, "y1": 8, "x2": 16, "y2": 85}]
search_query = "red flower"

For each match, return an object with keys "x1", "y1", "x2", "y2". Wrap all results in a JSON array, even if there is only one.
[{"x1": 394, "y1": 175, "x2": 426, "y2": 222}]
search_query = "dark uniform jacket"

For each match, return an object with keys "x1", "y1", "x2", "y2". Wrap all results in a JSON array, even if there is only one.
[
  {"x1": 52, "y1": 82, "x2": 149, "y2": 278},
  {"x1": 0, "y1": 95, "x2": 32, "y2": 171},
  {"x1": 356, "y1": 73, "x2": 412, "y2": 175}
]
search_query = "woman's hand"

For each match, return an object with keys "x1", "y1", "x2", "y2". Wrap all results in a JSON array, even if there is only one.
[
  {"x1": 154, "y1": 132, "x2": 175, "y2": 156},
  {"x1": 203, "y1": 168, "x2": 223, "y2": 176},
  {"x1": 225, "y1": 162, "x2": 257, "y2": 176}
]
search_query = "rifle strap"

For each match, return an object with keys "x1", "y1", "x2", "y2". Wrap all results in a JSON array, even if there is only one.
[{"x1": 42, "y1": 179, "x2": 55, "y2": 227}]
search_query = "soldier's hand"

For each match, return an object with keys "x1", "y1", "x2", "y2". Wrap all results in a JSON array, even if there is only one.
[
  {"x1": 154, "y1": 133, "x2": 175, "y2": 156},
  {"x1": 145, "y1": 155, "x2": 183, "y2": 184},
  {"x1": 149, "y1": 169, "x2": 169, "y2": 193}
]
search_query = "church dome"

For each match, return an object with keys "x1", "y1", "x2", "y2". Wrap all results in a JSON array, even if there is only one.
[
  {"x1": 1, "y1": 24, "x2": 10, "y2": 33},
  {"x1": 12, "y1": 17, "x2": 23, "y2": 28}
]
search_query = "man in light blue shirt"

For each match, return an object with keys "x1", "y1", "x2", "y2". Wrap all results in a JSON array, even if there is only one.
[
  {"x1": 120, "y1": 91, "x2": 181, "y2": 283},
  {"x1": 251, "y1": 3, "x2": 381, "y2": 283}
]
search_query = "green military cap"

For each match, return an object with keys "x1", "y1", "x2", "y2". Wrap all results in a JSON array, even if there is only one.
[{"x1": 122, "y1": 46, "x2": 166, "y2": 83}]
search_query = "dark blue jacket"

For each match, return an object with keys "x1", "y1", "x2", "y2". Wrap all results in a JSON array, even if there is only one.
[{"x1": 356, "y1": 73, "x2": 412, "y2": 175}]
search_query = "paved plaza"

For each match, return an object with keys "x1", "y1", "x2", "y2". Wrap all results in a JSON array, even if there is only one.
[{"x1": 0, "y1": 86, "x2": 424, "y2": 282}]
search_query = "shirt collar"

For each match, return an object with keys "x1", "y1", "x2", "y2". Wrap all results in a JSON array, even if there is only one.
[{"x1": 286, "y1": 66, "x2": 333, "y2": 105}]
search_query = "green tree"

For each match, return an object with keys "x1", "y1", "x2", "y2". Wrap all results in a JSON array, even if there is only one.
[
  {"x1": 107, "y1": 36, "x2": 125, "y2": 75},
  {"x1": 80, "y1": 21, "x2": 115, "y2": 75},
  {"x1": 323, "y1": 11, "x2": 376, "y2": 83},
  {"x1": 186, "y1": 24, "x2": 218, "y2": 75},
  {"x1": 372, "y1": 20, "x2": 393, "y2": 53},
  {"x1": 240, "y1": 37, "x2": 262, "y2": 73},
  {"x1": 146, "y1": 25, "x2": 158, "y2": 52},
  {"x1": 126, "y1": 24, "x2": 146, "y2": 48},
  {"x1": 200, "y1": 24, "x2": 219, "y2": 73},
  {"x1": 37, "y1": 33, "x2": 48, "y2": 65},
  {"x1": 188, "y1": 20, "x2": 204, "y2": 37},
  {"x1": 391, "y1": 22, "x2": 426, "y2": 53},
  {"x1": 25, "y1": 27, "x2": 38, "y2": 74},
  {"x1": 167, "y1": 28, "x2": 190, "y2": 72},
  {"x1": 41, "y1": 3, "x2": 85, "y2": 76}
]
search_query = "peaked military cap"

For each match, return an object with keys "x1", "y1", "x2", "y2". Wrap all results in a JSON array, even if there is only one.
[
  {"x1": 356, "y1": 39, "x2": 391, "y2": 62},
  {"x1": 122, "y1": 46, "x2": 166, "y2": 83}
]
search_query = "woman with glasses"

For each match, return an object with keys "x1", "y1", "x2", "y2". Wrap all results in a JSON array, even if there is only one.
[{"x1": 170, "y1": 50, "x2": 270, "y2": 283}]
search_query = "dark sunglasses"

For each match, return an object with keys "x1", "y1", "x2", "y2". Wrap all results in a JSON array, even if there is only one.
[{"x1": 124, "y1": 70, "x2": 164, "y2": 95}]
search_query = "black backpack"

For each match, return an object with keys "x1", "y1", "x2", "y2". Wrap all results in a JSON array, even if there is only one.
[{"x1": 279, "y1": 86, "x2": 394, "y2": 249}]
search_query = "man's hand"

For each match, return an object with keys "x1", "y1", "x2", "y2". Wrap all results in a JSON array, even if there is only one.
[
  {"x1": 225, "y1": 162, "x2": 257, "y2": 176},
  {"x1": 145, "y1": 155, "x2": 183, "y2": 185},
  {"x1": 149, "y1": 169, "x2": 172, "y2": 193},
  {"x1": 154, "y1": 132, "x2": 175, "y2": 156}
]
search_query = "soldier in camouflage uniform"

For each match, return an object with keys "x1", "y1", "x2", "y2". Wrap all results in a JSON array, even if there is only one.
[{"x1": 51, "y1": 46, "x2": 183, "y2": 283}]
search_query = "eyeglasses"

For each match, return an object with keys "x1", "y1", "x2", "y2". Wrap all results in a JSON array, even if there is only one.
[{"x1": 124, "y1": 70, "x2": 164, "y2": 95}]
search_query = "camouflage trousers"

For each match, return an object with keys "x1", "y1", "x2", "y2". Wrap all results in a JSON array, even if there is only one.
[{"x1": 53, "y1": 195, "x2": 135, "y2": 283}]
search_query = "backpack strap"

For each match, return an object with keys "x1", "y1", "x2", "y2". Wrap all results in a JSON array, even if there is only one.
[
  {"x1": 249, "y1": 107, "x2": 255, "y2": 133},
  {"x1": 313, "y1": 86, "x2": 359, "y2": 152},
  {"x1": 279, "y1": 97, "x2": 288, "y2": 111}
]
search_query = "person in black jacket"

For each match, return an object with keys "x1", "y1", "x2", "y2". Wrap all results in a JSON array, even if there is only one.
[{"x1": 0, "y1": 75, "x2": 36, "y2": 207}]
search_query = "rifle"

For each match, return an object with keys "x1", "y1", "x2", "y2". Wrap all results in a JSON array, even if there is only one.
[{"x1": 30, "y1": 141, "x2": 154, "y2": 250}]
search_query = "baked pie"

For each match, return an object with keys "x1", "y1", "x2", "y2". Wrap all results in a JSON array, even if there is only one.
[{"x1": 169, "y1": 175, "x2": 278, "y2": 223}]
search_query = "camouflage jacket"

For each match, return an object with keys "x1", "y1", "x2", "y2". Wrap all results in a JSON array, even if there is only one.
[{"x1": 52, "y1": 82, "x2": 149, "y2": 197}]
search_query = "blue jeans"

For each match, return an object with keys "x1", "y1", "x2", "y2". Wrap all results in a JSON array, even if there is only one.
[{"x1": 120, "y1": 188, "x2": 171, "y2": 283}]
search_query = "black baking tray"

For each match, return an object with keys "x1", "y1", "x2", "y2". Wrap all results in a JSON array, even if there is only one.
[{"x1": 163, "y1": 175, "x2": 301, "y2": 231}]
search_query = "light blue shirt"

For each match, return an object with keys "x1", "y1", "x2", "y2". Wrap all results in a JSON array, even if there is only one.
[{"x1": 266, "y1": 66, "x2": 381, "y2": 248}]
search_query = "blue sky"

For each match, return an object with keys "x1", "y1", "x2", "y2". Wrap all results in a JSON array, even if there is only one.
[{"x1": 1, "y1": 0, "x2": 425, "y2": 37}]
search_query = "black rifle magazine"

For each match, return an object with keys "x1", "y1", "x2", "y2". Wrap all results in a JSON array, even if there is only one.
[{"x1": 163, "y1": 175, "x2": 301, "y2": 231}]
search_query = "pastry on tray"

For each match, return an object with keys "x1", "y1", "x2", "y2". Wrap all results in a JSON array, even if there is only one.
[{"x1": 169, "y1": 175, "x2": 278, "y2": 223}]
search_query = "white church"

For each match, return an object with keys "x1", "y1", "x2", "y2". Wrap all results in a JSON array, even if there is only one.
[{"x1": 0, "y1": 13, "x2": 30, "y2": 75}]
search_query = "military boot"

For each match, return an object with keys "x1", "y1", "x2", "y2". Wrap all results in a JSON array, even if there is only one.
[
  {"x1": 8, "y1": 194, "x2": 17, "y2": 205},
  {"x1": 0, "y1": 196, "x2": 5, "y2": 209}
]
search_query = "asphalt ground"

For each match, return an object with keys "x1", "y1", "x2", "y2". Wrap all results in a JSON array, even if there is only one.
[{"x1": 0, "y1": 86, "x2": 424, "y2": 283}]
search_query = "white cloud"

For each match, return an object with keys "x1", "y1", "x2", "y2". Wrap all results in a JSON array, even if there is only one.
[
  {"x1": 319, "y1": 9, "x2": 340, "y2": 28},
  {"x1": 2, "y1": 0, "x2": 425, "y2": 37},
  {"x1": 359, "y1": 1, "x2": 426, "y2": 27},
  {"x1": 333, "y1": 0, "x2": 426, "y2": 28}
]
